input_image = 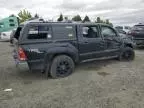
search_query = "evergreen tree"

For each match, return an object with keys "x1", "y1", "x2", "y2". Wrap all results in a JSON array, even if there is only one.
[
  {"x1": 96, "y1": 17, "x2": 101, "y2": 23},
  {"x1": 106, "y1": 19, "x2": 110, "y2": 24},
  {"x1": 72, "y1": 15, "x2": 82, "y2": 21},
  {"x1": 34, "y1": 13, "x2": 39, "y2": 18},
  {"x1": 82, "y1": 15, "x2": 91, "y2": 23},
  {"x1": 57, "y1": 14, "x2": 63, "y2": 21}
]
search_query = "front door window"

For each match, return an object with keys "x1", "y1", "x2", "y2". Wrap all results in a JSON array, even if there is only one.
[
  {"x1": 82, "y1": 26, "x2": 100, "y2": 38},
  {"x1": 101, "y1": 26, "x2": 117, "y2": 37}
]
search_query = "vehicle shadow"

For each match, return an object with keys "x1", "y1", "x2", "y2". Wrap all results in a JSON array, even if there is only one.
[
  {"x1": 136, "y1": 46, "x2": 144, "y2": 50},
  {"x1": 15, "y1": 69, "x2": 46, "y2": 80},
  {"x1": 76, "y1": 59, "x2": 118, "y2": 72},
  {"x1": 9, "y1": 59, "x2": 119, "y2": 81}
]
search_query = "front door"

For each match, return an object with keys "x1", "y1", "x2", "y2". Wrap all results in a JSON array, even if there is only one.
[
  {"x1": 78, "y1": 25, "x2": 105, "y2": 61},
  {"x1": 101, "y1": 25, "x2": 123, "y2": 56}
]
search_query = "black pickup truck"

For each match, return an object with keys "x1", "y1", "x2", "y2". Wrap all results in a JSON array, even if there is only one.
[{"x1": 13, "y1": 22, "x2": 135, "y2": 78}]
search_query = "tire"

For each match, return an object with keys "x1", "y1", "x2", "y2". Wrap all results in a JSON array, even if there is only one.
[
  {"x1": 118, "y1": 47, "x2": 135, "y2": 61},
  {"x1": 49, "y1": 55, "x2": 75, "y2": 79}
]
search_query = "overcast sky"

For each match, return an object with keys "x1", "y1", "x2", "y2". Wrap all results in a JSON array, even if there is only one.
[{"x1": 0, "y1": 0, "x2": 144, "y2": 26}]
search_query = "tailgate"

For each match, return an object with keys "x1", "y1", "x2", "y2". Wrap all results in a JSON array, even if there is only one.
[{"x1": 12, "y1": 38, "x2": 29, "y2": 69}]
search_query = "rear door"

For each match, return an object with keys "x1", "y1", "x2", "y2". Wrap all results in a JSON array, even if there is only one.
[{"x1": 78, "y1": 24, "x2": 105, "y2": 61}]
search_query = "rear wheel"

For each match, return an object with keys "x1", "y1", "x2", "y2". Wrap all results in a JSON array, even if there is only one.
[
  {"x1": 118, "y1": 47, "x2": 135, "y2": 61},
  {"x1": 49, "y1": 55, "x2": 75, "y2": 79}
]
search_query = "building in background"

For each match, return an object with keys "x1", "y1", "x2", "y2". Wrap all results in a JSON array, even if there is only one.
[
  {"x1": 0, "y1": 16, "x2": 19, "y2": 33},
  {"x1": 0, "y1": 16, "x2": 19, "y2": 41}
]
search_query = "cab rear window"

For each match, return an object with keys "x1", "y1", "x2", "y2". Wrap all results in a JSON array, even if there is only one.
[{"x1": 28, "y1": 25, "x2": 52, "y2": 39}]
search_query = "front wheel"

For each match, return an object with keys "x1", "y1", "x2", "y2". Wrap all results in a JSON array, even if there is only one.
[
  {"x1": 118, "y1": 47, "x2": 135, "y2": 61},
  {"x1": 49, "y1": 55, "x2": 75, "y2": 79}
]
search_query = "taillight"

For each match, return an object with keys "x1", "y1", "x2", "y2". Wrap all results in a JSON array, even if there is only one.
[{"x1": 18, "y1": 47, "x2": 27, "y2": 61}]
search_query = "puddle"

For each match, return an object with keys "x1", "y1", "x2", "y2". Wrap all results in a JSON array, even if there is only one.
[{"x1": 97, "y1": 71, "x2": 110, "y2": 77}]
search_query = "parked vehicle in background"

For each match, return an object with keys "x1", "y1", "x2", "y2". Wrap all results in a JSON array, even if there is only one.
[
  {"x1": 116, "y1": 28, "x2": 126, "y2": 34},
  {"x1": 115, "y1": 26, "x2": 131, "y2": 33},
  {"x1": 124, "y1": 26, "x2": 131, "y2": 33},
  {"x1": 116, "y1": 28, "x2": 134, "y2": 42},
  {"x1": 10, "y1": 29, "x2": 16, "y2": 44},
  {"x1": 0, "y1": 30, "x2": 12, "y2": 41},
  {"x1": 128, "y1": 24, "x2": 144, "y2": 47},
  {"x1": 13, "y1": 22, "x2": 135, "y2": 79}
]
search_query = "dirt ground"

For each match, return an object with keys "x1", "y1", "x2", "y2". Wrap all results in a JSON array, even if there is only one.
[{"x1": 0, "y1": 42, "x2": 144, "y2": 108}]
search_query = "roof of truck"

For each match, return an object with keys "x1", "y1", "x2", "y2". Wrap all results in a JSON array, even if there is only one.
[{"x1": 25, "y1": 21, "x2": 110, "y2": 26}]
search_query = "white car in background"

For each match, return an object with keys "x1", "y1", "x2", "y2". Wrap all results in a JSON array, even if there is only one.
[{"x1": 0, "y1": 30, "x2": 12, "y2": 41}]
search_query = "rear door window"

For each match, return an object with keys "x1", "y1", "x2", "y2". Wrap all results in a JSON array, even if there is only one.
[
  {"x1": 52, "y1": 25, "x2": 76, "y2": 40},
  {"x1": 28, "y1": 25, "x2": 52, "y2": 40}
]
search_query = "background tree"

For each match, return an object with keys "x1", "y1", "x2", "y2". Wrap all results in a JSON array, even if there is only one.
[
  {"x1": 109, "y1": 23, "x2": 113, "y2": 27},
  {"x1": 34, "y1": 13, "x2": 39, "y2": 18},
  {"x1": 72, "y1": 15, "x2": 82, "y2": 21},
  {"x1": 9, "y1": 14, "x2": 15, "y2": 17},
  {"x1": 57, "y1": 14, "x2": 63, "y2": 21},
  {"x1": 106, "y1": 19, "x2": 110, "y2": 24},
  {"x1": 100, "y1": 20, "x2": 104, "y2": 23},
  {"x1": 64, "y1": 16, "x2": 68, "y2": 21},
  {"x1": 18, "y1": 9, "x2": 32, "y2": 23},
  {"x1": 96, "y1": 17, "x2": 101, "y2": 23},
  {"x1": 82, "y1": 15, "x2": 91, "y2": 23},
  {"x1": 105, "y1": 19, "x2": 113, "y2": 26},
  {"x1": 102, "y1": 20, "x2": 106, "y2": 24}
]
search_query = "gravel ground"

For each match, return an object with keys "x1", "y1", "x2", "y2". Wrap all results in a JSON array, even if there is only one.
[{"x1": 0, "y1": 42, "x2": 144, "y2": 108}]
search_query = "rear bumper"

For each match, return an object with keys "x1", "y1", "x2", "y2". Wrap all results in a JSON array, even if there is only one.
[
  {"x1": 14, "y1": 59, "x2": 29, "y2": 70},
  {"x1": 28, "y1": 60, "x2": 45, "y2": 71},
  {"x1": 13, "y1": 51, "x2": 45, "y2": 71},
  {"x1": 13, "y1": 58, "x2": 45, "y2": 71},
  {"x1": 13, "y1": 51, "x2": 29, "y2": 70}
]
